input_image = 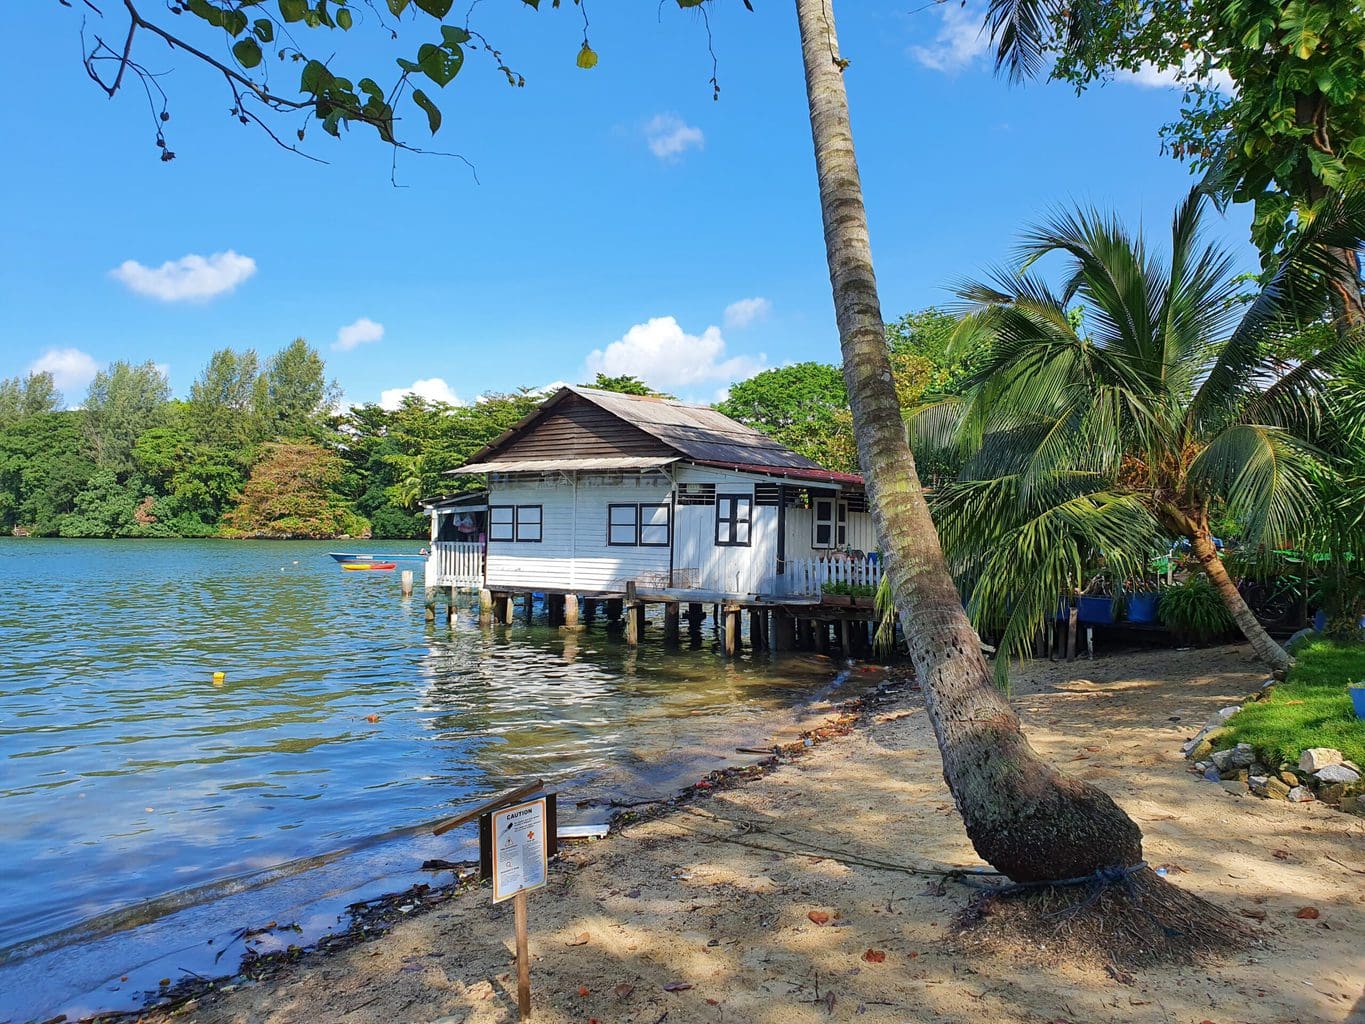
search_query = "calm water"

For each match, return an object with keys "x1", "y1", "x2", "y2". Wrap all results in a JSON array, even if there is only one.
[{"x1": 0, "y1": 539, "x2": 855, "y2": 1020}]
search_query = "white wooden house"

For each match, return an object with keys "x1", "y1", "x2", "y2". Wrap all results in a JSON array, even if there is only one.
[{"x1": 422, "y1": 386, "x2": 881, "y2": 601}]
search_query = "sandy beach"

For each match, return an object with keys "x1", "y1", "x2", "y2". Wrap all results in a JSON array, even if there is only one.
[{"x1": 139, "y1": 645, "x2": 1365, "y2": 1024}]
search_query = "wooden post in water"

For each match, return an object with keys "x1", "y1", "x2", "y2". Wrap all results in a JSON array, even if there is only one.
[
  {"x1": 606, "y1": 598, "x2": 623, "y2": 622},
  {"x1": 582, "y1": 599, "x2": 597, "y2": 624},
  {"x1": 547, "y1": 594, "x2": 565, "y2": 628},
  {"x1": 624, "y1": 583, "x2": 643, "y2": 646},
  {"x1": 840, "y1": 619, "x2": 852, "y2": 655},
  {"x1": 401, "y1": 570, "x2": 414, "y2": 598},
  {"x1": 478, "y1": 588, "x2": 494, "y2": 627},
  {"x1": 495, "y1": 592, "x2": 514, "y2": 626},
  {"x1": 522, "y1": 593, "x2": 535, "y2": 625},
  {"x1": 446, "y1": 585, "x2": 456, "y2": 625},
  {"x1": 425, "y1": 588, "x2": 438, "y2": 622},
  {"x1": 563, "y1": 593, "x2": 580, "y2": 629},
  {"x1": 814, "y1": 620, "x2": 829, "y2": 653},
  {"x1": 686, "y1": 602, "x2": 704, "y2": 642},
  {"x1": 663, "y1": 603, "x2": 680, "y2": 645},
  {"x1": 723, "y1": 606, "x2": 741, "y2": 657},
  {"x1": 749, "y1": 610, "x2": 765, "y2": 652},
  {"x1": 773, "y1": 611, "x2": 796, "y2": 651}
]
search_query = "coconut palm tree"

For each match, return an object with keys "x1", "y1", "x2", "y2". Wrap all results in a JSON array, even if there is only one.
[
  {"x1": 913, "y1": 190, "x2": 1350, "y2": 673},
  {"x1": 794, "y1": 0, "x2": 1143, "y2": 883}
]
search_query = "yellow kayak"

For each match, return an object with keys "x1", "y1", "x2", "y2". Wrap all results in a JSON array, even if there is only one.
[{"x1": 341, "y1": 562, "x2": 397, "y2": 571}]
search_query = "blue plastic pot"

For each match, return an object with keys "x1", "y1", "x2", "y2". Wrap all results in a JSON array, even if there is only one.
[
  {"x1": 1351, "y1": 687, "x2": 1365, "y2": 720},
  {"x1": 1127, "y1": 591, "x2": 1160, "y2": 624},
  {"x1": 1077, "y1": 595, "x2": 1115, "y2": 625}
]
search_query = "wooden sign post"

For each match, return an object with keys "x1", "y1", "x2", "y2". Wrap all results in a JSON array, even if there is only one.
[{"x1": 481, "y1": 796, "x2": 554, "y2": 1021}]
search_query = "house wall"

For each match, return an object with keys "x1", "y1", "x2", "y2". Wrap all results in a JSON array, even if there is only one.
[
  {"x1": 484, "y1": 472, "x2": 672, "y2": 593},
  {"x1": 671, "y1": 465, "x2": 778, "y2": 594},
  {"x1": 784, "y1": 506, "x2": 878, "y2": 561}
]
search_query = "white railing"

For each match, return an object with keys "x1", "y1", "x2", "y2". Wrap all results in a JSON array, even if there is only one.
[
  {"x1": 426, "y1": 541, "x2": 485, "y2": 589},
  {"x1": 779, "y1": 556, "x2": 883, "y2": 598}
]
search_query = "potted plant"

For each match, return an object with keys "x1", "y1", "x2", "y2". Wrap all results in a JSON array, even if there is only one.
[
  {"x1": 822, "y1": 581, "x2": 853, "y2": 606},
  {"x1": 1350, "y1": 682, "x2": 1365, "y2": 720}
]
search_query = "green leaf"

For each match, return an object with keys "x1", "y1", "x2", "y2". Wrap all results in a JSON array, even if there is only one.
[
  {"x1": 441, "y1": 25, "x2": 471, "y2": 47},
  {"x1": 576, "y1": 42, "x2": 598, "y2": 69},
  {"x1": 186, "y1": 0, "x2": 224, "y2": 28},
  {"x1": 411, "y1": 88, "x2": 441, "y2": 133},
  {"x1": 677, "y1": 0, "x2": 705, "y2": 7},
  {"x1": 386, "y1": 0, "x2": 409, "y2": 13},
  {"x1": 337, "y1": 7, "x2": 352, "y2": 29},
  {"x1": 279, "y1": 0, "x2": 308, "y2": 23},
  {"x1": 232, "y1": 38, "x2": 264, "y2": 69},
  {"x1": 413, "y1": 0, "x2": 453, "y2": 17},
  {"x1": 252, "y1": 18, "x2": 275, "y2": 42},
  {"x1": 396, "y1": 57, "x2": 421, "y2": 73},
  {"x1": 358, "y1": 77, "x2": 384, "y2": 101},
  {"x1": 223, "y1": 9, "x2": 249, "y2": 35},
  {"x1": 300, "y1": 58, "x2": 332, "y2": 93},
  {"x1": 417, "y1": 42, "x2": 462, "y2": 86}
]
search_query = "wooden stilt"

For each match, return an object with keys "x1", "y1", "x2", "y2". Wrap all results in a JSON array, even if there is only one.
[
  {"x1": 563, "y1": 593, "x2": 580, "y2": 628},
  {"x1": 478, "y1": 588, "x2": 493, "y2": 626},
  {"x1": 723, "y1": 607, "x2": 740, "y2": 656},
  {"x1": 513, "y1": 890, "x2": 531, "y2": 1021},
  {"x1": 815, "y1": 620, "x2": 828, "y2": 653},
  {"x1": 496, "y1": 592, "x2": 514, "y2": 626},
  {"x1": 606, "y1": 598, "x2": 623, "y2": 622},
  {"x1": 773, "y1": 612, "x2": 796, "y2": 651},
  {"x1": 624, "y1": 582, "x2": 643, "y2": 646},
  {"x1": 521, "y1": 593, "x2": 534, "y2": 625},
  {"x1": 400, "y1": 570, "x2": 414, "y2": 597},
  {"x1": 425, "y1": 587, "x2": 438, "y2": 622},
  {"x1": 840, "y1": 619, "x2": 852, "y2": 654},
  {"x1": 445, "y1": 586, "x2": 456, "y2": 624},
  {"x1": 748, "y1": 610, "x2": 765, "y2": 652},
  {"x1": 1066, "y1": 608, "x2": 1078, "y2": 661},
  {"x1": 547, "y1": 594, "x2": 565, "y2": 628},
  {"x1": 582, "y1": 599, "x2": 597, "y2": 623},
  {"x1": 664, "y1": 604, "x2": 680, "y2": 645}
]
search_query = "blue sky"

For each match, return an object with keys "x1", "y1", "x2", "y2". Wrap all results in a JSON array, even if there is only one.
[{"x1": 3, "y1": 2, "x2": 1255, "y2": 409}]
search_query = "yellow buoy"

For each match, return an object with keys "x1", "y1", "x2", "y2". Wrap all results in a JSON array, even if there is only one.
[{"x1": 212, "y1": 671, "x2": 226, "y2": 686}]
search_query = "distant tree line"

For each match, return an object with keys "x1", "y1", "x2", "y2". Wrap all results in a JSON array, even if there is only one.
[{"x1": 3, "y1": 320, "x2": 973, "y2": 540}]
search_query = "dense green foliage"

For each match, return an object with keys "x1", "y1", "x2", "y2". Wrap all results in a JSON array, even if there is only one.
[
  {"x1": 1219, "y1": 638, "x2": 1365, "y2": 766},
  {"x1": 986, "y1": 0, "x2": 1365, "y2": 258}
]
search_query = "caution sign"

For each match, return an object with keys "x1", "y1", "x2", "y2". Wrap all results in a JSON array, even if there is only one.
[{"x1": 489, "y1": 798, "x2": 549, "y2": 903}]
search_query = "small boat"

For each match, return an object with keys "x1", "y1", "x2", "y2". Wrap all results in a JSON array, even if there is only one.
[
  {"x1": 328, "y1": 552, "x2": 426, "y2": 564},
  {"x1": 341, "y1": 562, "x2": 397, "y2": 571}
]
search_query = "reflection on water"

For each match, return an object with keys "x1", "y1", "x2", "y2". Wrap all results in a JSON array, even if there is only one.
[{"x1": 0, "y1": 539, "x2": 854, "y2": 1020}]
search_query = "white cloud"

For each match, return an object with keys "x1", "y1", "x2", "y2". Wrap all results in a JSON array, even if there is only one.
[
  {"x1": 585, "y1": 316, "x2": 765, "y2": 394},
  {"x1": 29, "y1": 347, "x2": 99, "y2": 399},
  {"x1": 379, "y1": 377, "x2": 462, "y2": 410},
  {"x1": 723, "y1": 297, "x2": 772, "y2": 330},
  {"x1": 110, "y1": 250, "x2": 256, "y2": 302},
  {"x1": 644, "y1": 114, "x2": 704, "y2": 161},
  {"x1": 1119, "y1": 57, "x2": 1235, "y2": 94},
  {"x1": 333, "y1": 317, "x2": 385, "y2": 352},
  {"x1": 910, "y1": 3, "x2": 989, "y2": 73}
]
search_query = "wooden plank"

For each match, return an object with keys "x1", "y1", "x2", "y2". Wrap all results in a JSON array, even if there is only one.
[
  {"x1": 432, "y1": 779, "x2": 544, "y2": 836},
  {"x1": 664, "y1": 604, "x2": 680, "y2": 644}
]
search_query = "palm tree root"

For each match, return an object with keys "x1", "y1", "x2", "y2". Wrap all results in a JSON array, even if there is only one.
[{"x1": 951, "y1": 868, "x2": 1256, "y2": 969}]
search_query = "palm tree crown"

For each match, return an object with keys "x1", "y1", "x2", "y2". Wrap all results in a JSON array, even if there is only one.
[{"x1": 914, "y1": 190, "x2": 1342, "y2": 672}]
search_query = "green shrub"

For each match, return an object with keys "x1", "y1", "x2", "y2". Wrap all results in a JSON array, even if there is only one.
[
  {"x1": 1158, "y1": 575, "x2": 1235, "y2": 644},
  {"x1": 823, "y1": 580, "x2": 876, "y2": 598}
]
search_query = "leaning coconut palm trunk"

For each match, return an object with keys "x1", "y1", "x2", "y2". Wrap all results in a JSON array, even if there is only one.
[{"x1": 794, "y1": 0, "x2": 1142, "y2": 883}]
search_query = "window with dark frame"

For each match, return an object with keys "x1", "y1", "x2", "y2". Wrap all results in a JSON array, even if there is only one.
[
  {"x1": 490, "y1": 504, "x2": 541, "y2": 543},
  {"x1": 639, "y1": 502, "x2": 670, "y2": 546},
  {"x1": 489, "y1": 504, "x2": 515, "y2": 542},
  {"x1": 716, "y1": 493, "x2": 752, "y2": 547},
  {"x1": 514, "y1": 505, "x2": 542, "y2": 543},
  {"x1": 607, "y1": 502, "x2": 671, "y2": 547},
  {"x1": 608, "y1": 503, "x2": 638, "y2": 546},
  {"x1": 813, "y1": 497, "x2": 834, "y2": 548},
  {"x1": 837, "y1": 501, "x2": 848, "y2": 547}
]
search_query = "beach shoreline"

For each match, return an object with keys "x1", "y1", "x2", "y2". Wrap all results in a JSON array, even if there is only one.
[{"x1": 96, "y1": 646, "x2": 1365, "y2": 1024}]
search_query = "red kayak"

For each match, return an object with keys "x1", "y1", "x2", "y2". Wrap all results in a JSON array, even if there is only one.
[{"x1": 340, "y1": 562, "x2": 397, "y2": 571}]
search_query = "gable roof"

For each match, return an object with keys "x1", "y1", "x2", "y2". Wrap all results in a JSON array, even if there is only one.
[{"x1": 455, "y1": 386, "x2": 863, "y2": 487}]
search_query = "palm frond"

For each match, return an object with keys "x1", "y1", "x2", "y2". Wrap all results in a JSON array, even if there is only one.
[{"x1": 1188, "y1": 423, "x2": 1323, "y2": 545}]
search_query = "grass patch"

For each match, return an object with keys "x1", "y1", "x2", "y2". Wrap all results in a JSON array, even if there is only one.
[{"x1": 1219, "y1": 639, "x2": 1365, "y2": 766}]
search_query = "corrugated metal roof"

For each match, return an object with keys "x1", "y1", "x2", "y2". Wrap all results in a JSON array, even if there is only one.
[
  {"x1": 448, "y1": 455, "x2": 679, "y2": 475},
  {"x1": 455, "y1": 386, "x2": 865, "y2": 488}
]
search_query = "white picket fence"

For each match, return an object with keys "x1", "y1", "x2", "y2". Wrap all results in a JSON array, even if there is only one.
[
  {"x1": 779, "y1": 556, "x2": 883, "y2": 598},
  {"x1": 426, "y1": 541, "x2": 485, "y2": 589}
]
